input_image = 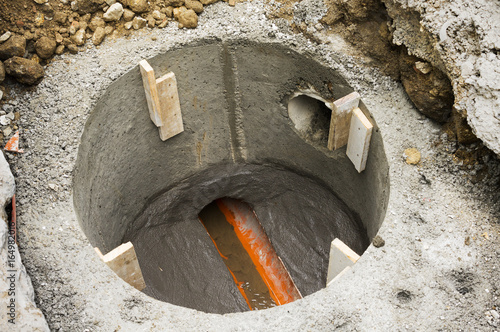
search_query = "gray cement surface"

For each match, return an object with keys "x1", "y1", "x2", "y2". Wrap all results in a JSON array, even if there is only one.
[
  {"x1": 1, "y1": 0, "x2": 499, "y2": 331},
  {"x1": 73, "y1": 41, "x2": 382, "y2": 313}
]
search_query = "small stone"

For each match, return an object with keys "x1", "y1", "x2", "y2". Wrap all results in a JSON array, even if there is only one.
[
  {"x1": 3, "y1": 127, "x2": 12, "y2": 137},
  {"x1": 372, "y1": 235, "x2": 385, "y2": 248},
  {"x1": 124, "y1": 21, "x2": 133, "y2": 30},
  {"x1": 89, "y1": 16, "x2": 105, "y2": 31},
  {"x1": 53, "y1": 11, "x2": 68, "y2": 24},
  {"x1": 35, "y1": 36, "x2": 57, "y2": 59},
  {"x1": 404, "y1": 148, "x2": 421, "y2": 165},
  {"x1": 0, "y1": 32, "x2": 12, "y2": 43},
  {"x1": 122, "y1": 8, "x2": 135, "y2": 21},
  {"x1": 173, "y1": 6, "x2": 186, "y2": 20},
  {"x1": 104, "y1": 26, "x2": 114, "y2": 35},
  {"x1": 199, "y1": 0, "x2": 218, "y2": 5},
  {"x1": 71, "y1": 0, "x2": 105, "y2": 14},
  {"x1": 185, "y1": 0, "x2": 203, "y2": 13},
  {"x1": 152, "y1": 10, "x2": 161, "y2": 20},
  {"x1": 415, "y1": 61, "x2": 432, "y2": 74},
  {"x1": 34, "y1": 0, "x2": 48, "y2": 4},
  {"x1": 228, "y1": 0, "x2": 235, "y2": 6},
  {"x1": 165, "y1": 0, "x2": 184, "y2": 6},
  {"x1": 34, "y1": 12, "x2": 45, "y2": 27},
  {"x1": 146, "y1": 15, "x2": 156, "y2": 28},
  {"x1": 30, "y1": 54, "x2": 41, "y2": 64},
  {"x1": 81, "y1": 13, "x2": 92, "y2": 23},
  {"x1": 105, "y1": 0, "x2": 116, "y2": 4},
  {"x1": 132, "y1": 16, "x2": 147, "y2": 30},
  {"x1": 103, "y1": 3, "x2": 124, "y2": 21},
  {"x1": 0, "y1": 34, "x2": 26, "y2": 60},
  {"x1": 71, "y1": 28, "x2": 86, "y2": 46},
  {"x1": 163, "y1": 6, "x2": 173, "y2": 18},
  {"x1": 158, "y1": 19, "x2": 168, "y2": 28},
  {"x1": 24, "y1": 31, "x2": 35, "y2": 41},
  {"x1": 0, "y1": 115, "x2": 10, "y2": 126},
  {"x1": 55, "y1": 33, "x2": 63, "y2": 44},
  {"x1": 55, "y1": 44, "x2": 65, "y2": 55},
  {"x1": 0, "y1": 90, "x2": 3, "y2": 101},
  {"x1": 79, "y1": 21, "x2": 88, "y2": 31},
  {"x1": 4, "y1": 56, "x2": 44, "y2": 85},
  {"x1": 0, "y1": 62, "x2": 4, "y2": 83},
  {"x1": 178, "y1": 9, "x2": 198, "y2": 29},
  {"x1": 92, "y1": 27, "x2": 106, "y2": 45},
  {"x1": 67, "y1": 44, "x2": 78, "y2": 54},
  {"x1": 128, "y1": 0, "x2": 149, "y2": 13}
]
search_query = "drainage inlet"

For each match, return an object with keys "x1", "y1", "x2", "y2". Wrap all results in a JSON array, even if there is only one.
[{"x1": 73, "y1": 41, "x2": 389, "y2": 314}]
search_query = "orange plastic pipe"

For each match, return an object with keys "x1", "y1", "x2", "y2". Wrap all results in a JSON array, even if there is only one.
[{"x1": 216, "y1": 198, "x2": 302, "y2": 305}]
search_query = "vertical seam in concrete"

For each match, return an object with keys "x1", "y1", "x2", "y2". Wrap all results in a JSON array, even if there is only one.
[{"x1": 222, "y1": 43, "x2": 247, "y2": 163}]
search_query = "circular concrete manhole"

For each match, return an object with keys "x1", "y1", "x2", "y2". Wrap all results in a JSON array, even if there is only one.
[{"x1": 73, "y1": 41, "x2": 389, "y2": 314}]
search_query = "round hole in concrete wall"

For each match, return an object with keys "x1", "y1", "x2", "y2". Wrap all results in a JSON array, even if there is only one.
[
  {"x1": 73, "y1": 40, "x2": 390, "y2": 314},
  {"x1": 288, "y1": 93, "x2": 332, "y2": 146}
]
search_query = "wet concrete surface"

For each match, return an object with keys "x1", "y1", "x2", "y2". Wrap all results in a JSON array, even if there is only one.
[{"x1": 73, "y1": 40, "x2": 389, "y2": 313}]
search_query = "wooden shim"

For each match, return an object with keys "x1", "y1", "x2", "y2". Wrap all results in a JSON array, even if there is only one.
[
  {"x1": 327, "y1": 266, "x2": 351, "y2": 287},
  {"x1": 326, "y1": 238, "x2": 360, "y2": 286},
  {"x1": 327, "y1": 92, "x2": 360, "y2": 150},
  {"x1": 96, "y1": 242, "x2": 146, "y2": 291},
  {"x1": 156, "y1": 72, "x2": 184, "y2": 141},
  {"x1": 139, "y1": 60, "x2": 163, "y2": 127},
  {"x1": 346, "y1": 107, "x2": 373, "y2": 172}
]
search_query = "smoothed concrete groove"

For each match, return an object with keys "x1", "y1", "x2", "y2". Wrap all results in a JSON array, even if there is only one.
[{"x1": 222, "y1": 43, "x2": 247, "y2": 163}]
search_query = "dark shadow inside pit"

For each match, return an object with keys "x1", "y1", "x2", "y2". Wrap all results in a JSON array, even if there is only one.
[{"x1": 73, "y1": 40, "x2": 390, "y2": 314}]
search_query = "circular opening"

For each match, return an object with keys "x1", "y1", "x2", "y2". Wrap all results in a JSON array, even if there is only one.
[
  {"x1": 73, "y1": 41, "x2": 390, "y2": 314},
  {"x1": 288, "y1": 94, "x2": 332, "y2": 146}
]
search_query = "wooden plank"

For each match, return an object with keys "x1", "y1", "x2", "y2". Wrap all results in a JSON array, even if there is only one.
[
  {"x1": 326, "y1": 266, "x2": 351, "y2": 287},
  {"x1": 327, "y1": 92, "x2": 360, "y2": 150},
  {"x1": 346, "y1": 107, "x2": 373, "y2": 172},
  {"x1": 156, "y1": 72, "x2": 184, "y2": 141},
  {"x1": 97, "y1": 242, "x2": 146, "y2": 291},
  {"x1": 326, "y1": 238, "x2": 360, "y2": 286},
  {"x1": 139, "y1": 60, "x2": 163, "y2": 127}
]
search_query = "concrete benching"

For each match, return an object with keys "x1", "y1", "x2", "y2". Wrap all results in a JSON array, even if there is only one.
[{"x1": 73, "y1": 41, "x2": 389, "y2": 314}]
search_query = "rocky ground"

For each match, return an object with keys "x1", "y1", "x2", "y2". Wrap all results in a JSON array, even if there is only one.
[
  {"x1": 0, "y1": 0, "x2": 495, "y2": 156},
  {"x1": 0, "y1": 0, "x2": 499, "y2": 331}
]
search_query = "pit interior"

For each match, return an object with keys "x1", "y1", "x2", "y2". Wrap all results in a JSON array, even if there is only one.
[{"x1": 73, "y1": 41, "x2": 390, "y2": 314}]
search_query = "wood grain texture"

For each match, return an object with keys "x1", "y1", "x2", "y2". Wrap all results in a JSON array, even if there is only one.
[
  {"x1": 326, "y1": 238, "x2": 360, "y2": 286},
  {"x1": 346, "y1": 107, "x2": 373, "y2": 173},
  {"x1": 98, "y1": 242, "x2": 146, "y2": 291},
  {"x1": 327, "y1": 92, "x2": 360, "y2": 150},
  {"x1": 156, "y1": 72, "x2": 184, "y2": 141},
  {"x1": 139, "y1": 60, "x2": 163, "y2": 126}
]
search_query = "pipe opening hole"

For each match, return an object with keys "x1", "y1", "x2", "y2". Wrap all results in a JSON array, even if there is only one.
[{"x1": 288, "y1": 94, "x2": 332, "y2": 146}]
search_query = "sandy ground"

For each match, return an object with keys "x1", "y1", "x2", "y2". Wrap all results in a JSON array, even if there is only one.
[{"x1": 0, "y1": 0, "x2": 498, "y2": 331}]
